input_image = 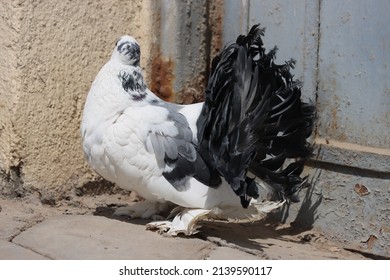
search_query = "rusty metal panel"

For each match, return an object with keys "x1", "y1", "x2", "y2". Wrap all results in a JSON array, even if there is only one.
[
  {"x1": 156, "y1": 0, "x2": 209, "y2": 103},
  {"x1": 221, "y1": 0, "x2": 390, "y2": 257},
  {"x1": 313, "y1": 2, "x2": 390, "y2": 257},
  {"x1": 317, "y1": 0, "x2": 390, "y2": 149},
  {"x1": 222, "y1": 0, "x2": 390, "y2": 164},
  {"x1": 248, "y1": 0, "x2": 319, "y2": 101},
  {"x1": 223, "y1": 0, "x2": 320, "y2": 101},
  {"x1": 222, "y1": 0, "x2": 250, "y2": 43}
]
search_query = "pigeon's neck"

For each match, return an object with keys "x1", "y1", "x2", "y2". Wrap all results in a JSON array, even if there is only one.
[{"x1": 83, "y1": 63, "x2": 137, "y2": 127}]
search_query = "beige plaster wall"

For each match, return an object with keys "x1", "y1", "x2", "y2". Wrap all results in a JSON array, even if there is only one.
[
  {"x1": 0, "y1": 1, "x2": 22, "y2": 173},
  {"x1": 0, "y1": 0, "x2": 159, "y2": 197}
]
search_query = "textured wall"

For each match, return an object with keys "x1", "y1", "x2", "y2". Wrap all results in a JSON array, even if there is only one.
[
  {"x1": 0, "y1": 0, "x2": 159, "y2": 197},
  {"x1": 0, "y1": 1, "x2": 22, "y2": 173}
]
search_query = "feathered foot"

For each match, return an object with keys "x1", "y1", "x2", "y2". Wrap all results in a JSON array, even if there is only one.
[{"x1": 146, "y1": 207, "x2": 210, "y2": 236}]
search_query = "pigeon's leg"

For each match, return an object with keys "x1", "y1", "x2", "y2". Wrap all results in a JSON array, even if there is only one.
[
  {"x1": 146, "y1": 207, "x2": 210, "y2": 236},
  {"x1": 114, "y1": 201, "x2": 171, "y2": 220}
]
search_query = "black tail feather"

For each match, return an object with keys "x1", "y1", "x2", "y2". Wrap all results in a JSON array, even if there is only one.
[{"x1": 197, "y1": 24, "x2": 316, "y2": 207}]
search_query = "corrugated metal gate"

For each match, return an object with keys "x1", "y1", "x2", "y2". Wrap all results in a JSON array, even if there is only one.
[{"x1": 157, "y1": 0, "x2": 390, "y2": 257}]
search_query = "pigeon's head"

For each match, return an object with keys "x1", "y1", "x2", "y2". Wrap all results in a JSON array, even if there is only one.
[{"x1": 112, "y1": 36, "x2": 140, "y2": 66}]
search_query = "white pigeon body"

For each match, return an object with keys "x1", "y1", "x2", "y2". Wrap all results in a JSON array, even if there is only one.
[
  {"x1": 82, "y1": 54, "x2": 268, "y2": 211},
  {"x1": 82, "y1": 27, "x2": 315, "y2": 235}
]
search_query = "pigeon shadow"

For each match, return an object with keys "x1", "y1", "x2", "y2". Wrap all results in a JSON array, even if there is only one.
[
  {"x1": 193, "y1": 170, "x2": 324, "y2": 253},
  {"x1": 93, "y1": 204, "x2": 149, "y2": 226},
  {"x1": 195, "y1": 220, "x2": 290, "y2": 253},
  {"x1": 270, "y1": 168, "x2": 323, "y2": 234},
  {"x1": 92, "y1": 169, "x2": 323, "y2": 254}
]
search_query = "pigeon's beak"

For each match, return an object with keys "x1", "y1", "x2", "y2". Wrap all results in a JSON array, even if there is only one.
[
  {"x1": 119, "y1": 43, "x2": 136, "y2": 57},
  {"x1": 116, "y1": 40, "x2": 140, "y2": 66},
  {"x1": 123, "y1": 45, "x2": 132, "y2": 56}
]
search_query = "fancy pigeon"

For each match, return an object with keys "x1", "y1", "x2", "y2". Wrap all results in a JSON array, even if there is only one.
[{"x1": 81, "y1": 24, "x2": 315, "y2": 235}]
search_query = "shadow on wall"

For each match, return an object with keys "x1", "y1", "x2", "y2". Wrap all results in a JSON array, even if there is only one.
[{"x1": 271, "y1": 169, "x2": 323, "y2": 232}]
